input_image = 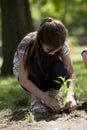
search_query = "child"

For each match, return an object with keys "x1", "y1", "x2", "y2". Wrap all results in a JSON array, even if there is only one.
[
  {"x1": 13, "y1": 17, "x2": 76, "y2": 113},
  {"x1": 81, "y1": 49, "x2": 87, "y2": 69}
]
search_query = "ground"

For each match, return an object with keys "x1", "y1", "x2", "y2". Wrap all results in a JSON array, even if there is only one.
[{"x1": 0, "y1": 102, "x2": 87, "y2": 130}]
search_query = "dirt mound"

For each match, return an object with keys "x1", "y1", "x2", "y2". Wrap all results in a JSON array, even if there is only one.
[{"x1": 0, "y1": 102, "x2": 87, "y2": 130}]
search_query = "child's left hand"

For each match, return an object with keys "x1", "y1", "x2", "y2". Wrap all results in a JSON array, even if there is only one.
[{"x1": 66, "y1": 94, "x2": 77, "y2": 112}]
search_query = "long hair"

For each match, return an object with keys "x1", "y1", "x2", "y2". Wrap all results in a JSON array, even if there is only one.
[{"x1": 24, "y1": 17, "x2": 68, "y2": 76}]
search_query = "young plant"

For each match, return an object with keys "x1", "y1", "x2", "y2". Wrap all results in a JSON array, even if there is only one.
[
  {"x1": 54, "y1": 76, "x2": 72, "y2": 105},
  {"x1": 25, "y1": 112, "x2": 34, "y2": 123}
]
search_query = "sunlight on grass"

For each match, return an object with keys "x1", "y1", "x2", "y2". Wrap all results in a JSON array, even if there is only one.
[
  {"x1": 59, "y1": 46, "x2": 87, "y2": 102},
  {"x1": 0, "y1": 76, "x2": 31, "y2": 110},
  {"x1": 71, "y1": 46, "x2": 86, "y2": 61},
  {"x1": 71, "y1": 46, "x2": 87, "y2": 101}
]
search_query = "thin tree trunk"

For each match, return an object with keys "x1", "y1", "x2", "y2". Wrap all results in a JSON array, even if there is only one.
[{"x1": 1, "y1": 0, "x2": 34, "y2": 75}]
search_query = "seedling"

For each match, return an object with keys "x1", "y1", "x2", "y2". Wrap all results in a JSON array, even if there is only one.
[{"x1": 54, "y1": 76, "x2": 73, "y2": 105}]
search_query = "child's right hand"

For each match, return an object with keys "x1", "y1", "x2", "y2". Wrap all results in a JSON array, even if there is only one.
[
  {"x1": 66, "y1": 94, "x2": 77, "y2": 112},
  {"x1": 43, "y1": 96, "x2": 60, "y2": 112}
]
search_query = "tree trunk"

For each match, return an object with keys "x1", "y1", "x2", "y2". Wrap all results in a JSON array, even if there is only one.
[{"x1": 1, "y1": 0, "x2": 34, "y2": 75}]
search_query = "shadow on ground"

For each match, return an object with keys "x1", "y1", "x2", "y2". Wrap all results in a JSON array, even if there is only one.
[{"x1": 9, "y1": 101, "x2": 87, "y2": 122}]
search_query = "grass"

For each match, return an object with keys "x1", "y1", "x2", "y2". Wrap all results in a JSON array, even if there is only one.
[
  {"x1": 0, "y1": 76, "x2": 31, "y2": 110},
  {"x1": 59, "y1": 46, "x2": 87, "y2": 102},
  {"x1": 0, "y1": 46, "x2": 87, "y2": 121},
  {"x1": 71, "y1": 46, "x2": 87, "y2": 101}
]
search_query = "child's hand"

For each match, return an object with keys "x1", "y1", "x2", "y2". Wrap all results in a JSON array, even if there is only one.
[
  {"x1": 66, "y1": 94, "x2": 77, "y2": 112},
  {"x1": 42, "y1": 96, "x2": 60, "y2": 112}
]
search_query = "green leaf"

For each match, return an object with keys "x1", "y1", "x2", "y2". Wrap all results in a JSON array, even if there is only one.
[{"x1": 54, "y1": 80, "x2": 61, "y2": 85}]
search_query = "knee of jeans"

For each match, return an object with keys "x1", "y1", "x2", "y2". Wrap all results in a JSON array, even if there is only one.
[
  {"x1": 49, "y1": 60, "x2": 67, "y2": 79},
  {"x1": 29, "y1": 74, "x2": 41, "y2": 88}
]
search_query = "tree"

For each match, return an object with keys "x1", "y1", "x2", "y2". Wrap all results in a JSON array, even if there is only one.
[
  {"x1": 1, "y1": 0, "x2": 34, "y2": 75},
  {"x1": 30, "y1": 0, "x2": 87, "y2": 37}
]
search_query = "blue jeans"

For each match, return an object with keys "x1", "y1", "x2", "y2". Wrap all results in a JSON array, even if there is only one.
[{"x1": 29, "y1": 59, "x2": 68, "y2": 92}]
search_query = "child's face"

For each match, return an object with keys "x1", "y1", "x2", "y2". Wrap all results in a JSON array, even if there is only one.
[{"x1": 42, "y1": 44, "x2": 62, "y2": 55}]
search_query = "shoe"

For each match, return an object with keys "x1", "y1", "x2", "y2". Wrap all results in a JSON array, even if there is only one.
[{"x1": 30, "y1": 99, "x2": 48, "y2": 113}]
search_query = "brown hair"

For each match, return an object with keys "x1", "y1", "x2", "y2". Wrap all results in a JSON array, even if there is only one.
[{"x1": 24, "y1": 17, "x2": 68, "y2": 76}]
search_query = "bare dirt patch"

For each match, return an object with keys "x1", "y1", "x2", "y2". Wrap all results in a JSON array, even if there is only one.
[{"x1": 0, "y1": 102, "x2": 87, "y2": 130}]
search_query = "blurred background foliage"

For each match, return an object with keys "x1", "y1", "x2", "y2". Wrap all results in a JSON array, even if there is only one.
[
  {"x1": 0, "y1": 0, "x2": 87, "y2": 41},
  {"x1": 30, "y1": 0, "x2": 87, "y2": 40},
  {"x1": 0, "y1": 0, "x2": 87, "y2": 75}
]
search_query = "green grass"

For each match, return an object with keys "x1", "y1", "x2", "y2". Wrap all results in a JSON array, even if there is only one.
[
  {"x1": 0, "y1": 46, "x2": 87, "y2": 121},
  {"x1": 71, "y1": 46, "x2": 87, "y2": 101},
  {"x1": 0, "y1": 76, "x2": 31, "y2": 110}
]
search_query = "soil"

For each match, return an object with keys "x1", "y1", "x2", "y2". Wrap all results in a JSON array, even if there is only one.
[{"x1": 0, "y1": 102, "x2": 87, "y2": 130}]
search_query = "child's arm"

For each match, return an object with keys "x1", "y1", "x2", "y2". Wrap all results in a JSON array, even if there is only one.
[
  {"x1": 63, "y1": 53, "x2": 77, "y2": 112},
  {"x1": 18, "y1": 54, "x2": 60, "y2": 112},
  {"x1": 81, "y1": 49, "x2": 87, "y2": 69}
]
